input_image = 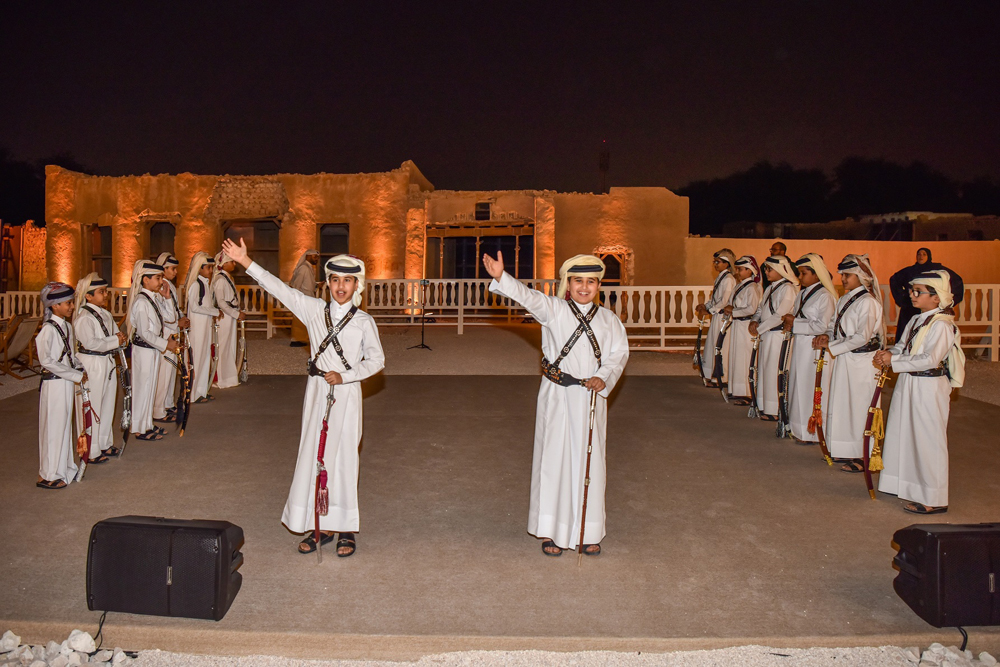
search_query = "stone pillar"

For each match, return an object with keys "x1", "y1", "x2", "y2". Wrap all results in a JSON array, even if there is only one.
[
  {"x1": 111, "y1": 215, "x2": 142, "y2": 288},
  {"x1": 534, "y1": 196, "x2": 556, "y2": 279},
  {"x1": 279, "y1": 210, "x2": 313, "y2": 282},
  {"x1": 404, "y1": 207, "x2": 426, "y2": 279}
]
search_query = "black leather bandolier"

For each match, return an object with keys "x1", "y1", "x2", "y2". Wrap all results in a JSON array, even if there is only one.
[
  {"x1": 764, "y1": 280, "x2": 789, "y2": 331},
  {"x1": 40, "y1": 319, "x2": 80, "y2": 383},
  {"x1": 731, "y1": 280, "x2": 755, "y2": 321},
  {"x1": 131, "y1": 292, "x2": 164, "y2": 350},
  {"x1": 219, "y1": 273, "x2": 239, "y2": 311},
  {"x1": 833, "y1": 289, "x2": 881, "y2": 353},
  {"x1": 78, "y1": 305, "x2": 117, "y2": 356},
  {"x1": 541, "y1": 301, "x2": 602, "y2": 387},
  {"x1": 900, "y1": 313, "x2": 951, "y2": 378},
  {"x1": 306, "y1": 303, "x2": 358, "y2": 377}
]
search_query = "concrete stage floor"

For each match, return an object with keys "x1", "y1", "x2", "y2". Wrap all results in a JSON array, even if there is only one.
[{"x1": 2, "y1": 375, "x2": 999, "y2": 660}]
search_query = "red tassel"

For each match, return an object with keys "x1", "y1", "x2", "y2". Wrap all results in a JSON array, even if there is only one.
[{"x1": 317, "y1": 469, "x2": 329, "y2": 516}]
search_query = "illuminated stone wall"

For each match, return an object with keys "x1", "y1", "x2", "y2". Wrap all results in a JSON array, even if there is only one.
[{"x1": 43, "y1": 161, "x2": 432, "y2": 286}]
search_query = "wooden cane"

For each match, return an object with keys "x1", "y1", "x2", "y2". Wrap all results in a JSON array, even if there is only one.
[{"x1": 577, "y1": 389, "x2": 598, "y2": 566}]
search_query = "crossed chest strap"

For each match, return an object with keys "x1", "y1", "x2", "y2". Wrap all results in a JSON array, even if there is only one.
[
  {"x1": 78, "y1": 306, "x2": 116, "y2": 356},
  {"x1": 131, "y1": 292, "x2": 164, "y2": 349},
  {"x1": 541, "y1": 301, "x2": 602, "y2": 387},
  {"x1": 40, "y1": 319, "x2": 80, "y2": 381},
  {"x1": 764, "y1": 280, "x2": 789, "y2": 331},
  {"x1": 307, "y1": 303, "x2": 358, "y2": 376}
]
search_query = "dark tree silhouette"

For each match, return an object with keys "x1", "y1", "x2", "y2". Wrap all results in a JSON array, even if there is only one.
[{"x1": 829, "y1": 158, "x2": 959, "y2": 218}]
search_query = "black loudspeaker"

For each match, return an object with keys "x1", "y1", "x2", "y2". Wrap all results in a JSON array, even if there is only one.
[
  {"x1": 87, "y1": 516, "x2": 244, "y2": 621},
  {"x1": 892, "y1": 523, "x2": 1000, "y2": 628}
]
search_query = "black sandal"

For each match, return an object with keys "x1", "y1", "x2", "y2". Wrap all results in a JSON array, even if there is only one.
[
  {"x1": 759, "y1": 414, "x2": 778, "y2": 422},
  {"x1": 840, "y1": 460, "x2": 865, "y2": 473},
  {"x1": 105, "y1": 446, "x2": 121, "y2": 457},
  {"x1": 732, "y1": 398, "x2": 752, "y2": 406},
  {"x1": 89, "y1": 453, "x2": 110, "y2": 465},
  {"x1": 134, "y1": 431, "x2": 163, "y2": 441},
  {"x1": 541, "y1": 539, "x2": 563, "y2": 557},
  {"x1": 298, "y1": 531, "x2": 336, "y2": 554},
  {"x1": 36, "y1": 479, "x2": 67, "y2": 490},
  {"x1": 153, "y1": 415, "x2": 176, "y2": 424},
  {"x1": 336, "y1": 532, "x2": 357, "y2": 558},
  {"x1": 194, "y1": 395, "x2": 215, "y2": 404},
  {"x1": 904, "y1": 502, "x2": 948, "y2": 515},
  {"x1": 582, "y1": 543, "x2": 602, "y2": 556}
]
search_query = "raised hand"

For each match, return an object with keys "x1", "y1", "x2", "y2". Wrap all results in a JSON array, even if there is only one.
[
  {"x1": 222, "y1": 238, "x2": 250, "y2": 268},
  {"x1": 482, "y1": 251, "x2": 505, "y2": 280}
]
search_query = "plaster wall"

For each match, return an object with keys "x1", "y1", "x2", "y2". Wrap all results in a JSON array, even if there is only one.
[
  {"x1": 552, "y1": 187, "x2": 689, "y2": 285},
  {"x1": 684, "y1": 237, "x2": 1000, "y2": 286}
]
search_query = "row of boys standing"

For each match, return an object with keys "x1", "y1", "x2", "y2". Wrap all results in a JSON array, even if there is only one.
[
  {"x1": 695, "y1": 249, "x2": 965, "y2": 514},
  {"x1": 35, "y1": 250, "x2": 245, "y2": 488}
]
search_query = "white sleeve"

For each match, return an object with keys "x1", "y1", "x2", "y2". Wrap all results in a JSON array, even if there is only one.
[
  {"x1": 488, "y1": 271, "x2": 560, "y2": 326},
  {"x1": 38, "y1": 324, "x2": 84, "y2": 382},
  {"x1": 134, "y1": 299, "x2": 168, "y2": 352},
  {"x1": 829, "y1": 298, "x2": 879, "y2": 357},
  {"x1": 187, "y1": 282, "x2": 220, "y2": 317},
  {"x1": 213, "y1": 279, "x2": 241, "y2": 319},
  {"x1": 708, "y1": 275, "x2": 736, "y2": 314},
  {"x1": 246, "y1": 261, "x2": 318, "y2": 322},
  {"x1": 758, "y1": 284, "x2": 795, "y2": 332},
  {"x1": 592, "y1": 316, "x2": 629, "y2": 397},
  {"x1": 792, "y1": 291, "x2": 836, "y2": 336},
  {"x1": 339, "y1": 317, "x2": 386, "y2": 384}
]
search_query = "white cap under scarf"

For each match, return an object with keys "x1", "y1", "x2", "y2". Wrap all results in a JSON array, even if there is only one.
[{"x1": 557, "y1": 254, "x2": 606, "y2": 299}]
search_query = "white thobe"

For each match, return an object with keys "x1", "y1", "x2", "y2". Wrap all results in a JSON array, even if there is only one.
[
  {"x1": 702, "y1": 271, "x2": 737, "y2": 381},
  {"x1": 753, "y1": 279, "x2": 797, "y2": 416},
  {"x1": 490, "y1": 272, "x2": 629, "y2": 550},
  {"x1": 153, "y1": 281, "x2": 180, "y2": 419},
  {"x1": 74, "y1": 305, "x2": 120, "y2": 456},
  {"x1": 787, "y1": 284, "x2": 836, "y2": 442},
  {"x1": 212, "y1": 272, "x2": 240, "y2": 389},
  {"x1": 247, "y1": 262, "x2": 385, "y2": 534},
  {"x1": 187, "y1": 276, "x2": 219, "y2": 402},
  {"x1": 130, "y1": 290, "x2": 168, "y2": 434},
  {"x1": 290, "y1": 263, "x2": 316, "y2": 343},
  {"x1": 726, "y1": 279, "x2": 762, "y2": 398},
  {"x1": 824, "y1": 287, "x2": 884, "y2": 459},
  {"x1": 878, "y1": 309, "x2": 956, "y2": 507},
  {"x1": 37, "y1": 316, "x2": 83, "y2": 483}
]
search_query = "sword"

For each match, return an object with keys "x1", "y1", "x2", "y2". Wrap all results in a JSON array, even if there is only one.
[
  {"x1": 712, "y1": 313, "x2": 733, "y2": 402},
  {"x1": 115, "y1": 346, "x2": 132, "y2": 455},
  {"x1": 577, "y1": 389, "x2": 598, "y2": 566},
  {"x1": 747, "y1": 335, "x2": 761, "y2": 418},
  {"x1": 775, "y1": 329, "x2": 794, "y2": 437},
  {"x1": 314, "y1": 384, "x2": 337, "y2": 563},
  {"x1": 237, "y1": 319, "x2": 248, "y2": 384},
  {"x1": 74, "y1": 380, "x2": 98, "y2": 482},
  {"x1": 861, "y1": 365, "x2": 890, "y2": 501},
  {"x1": 693, "y1": 317, "x2": 708, "y2": 385},
  {"x1": 207, "y1": 318, "x2": 219, "y2": 398},
  {"x1": 807, "y1": 349, "x2": 833, "y2": 465}
]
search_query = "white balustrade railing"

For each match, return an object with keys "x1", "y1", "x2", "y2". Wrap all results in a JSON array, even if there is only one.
[{"x1": 3, "y1": 282, "x2": 997, "y2": 359}]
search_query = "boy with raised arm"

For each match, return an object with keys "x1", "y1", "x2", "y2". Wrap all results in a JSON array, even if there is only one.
[
  {"x1": 484, "y1": 251, "x2": 629, "y2": 557},
  {"x1": 211, "y1": 250, "x2": 245, "y2": 389},
  {"x1": 222, "y1": 238, "x2": 385, "y2": 558}
]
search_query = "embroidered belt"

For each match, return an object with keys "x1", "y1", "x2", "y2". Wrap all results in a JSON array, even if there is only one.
[
  {"x1": 541, "y1": 359, "x2": 586, "y2": 387},
  {"x1": 78, "y1": 347, "x2": 115, "y2": 356},
  {"x1": 40, "y1": 370, "x2": 60, "y2": 381},
  {"x1": 131, "y1": 335, "x2": 158, "y2": 350},
  {"x1": 733, "y1": 315, "x2": 753, "y2": 321},
  {"x1": 906, "y1": 366, "x2": 948, "y2": 377},
  {"x1": 850, "y1": 340, "x2": 881, "y2": 354}
]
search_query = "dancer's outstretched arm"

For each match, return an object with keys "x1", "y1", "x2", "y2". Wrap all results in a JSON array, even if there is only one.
[
  {"x1": 223, "y1": 238, "x2": 317, "y2": 322},
  {"x1": 484, "y1": 251, "x2": 557, "y2": 326}
]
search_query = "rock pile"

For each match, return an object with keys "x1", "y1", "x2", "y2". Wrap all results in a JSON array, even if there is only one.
[{"x1": 0, "y1": 630, "x2": 133, "y2": 666}]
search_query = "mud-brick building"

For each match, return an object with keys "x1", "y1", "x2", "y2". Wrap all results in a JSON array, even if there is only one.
[{"x1": 44, "y1": 162, "x2": 689, "y2": 288}]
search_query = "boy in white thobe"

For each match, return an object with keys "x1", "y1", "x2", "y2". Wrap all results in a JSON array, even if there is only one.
[
  {"x1": 36, "y1": 282, "x2": 84, "y2": 488},
  {"x1": 184, "y1": 252, "x2": 219, "y2": 403},
  {"x1": 73, "y1": 274, "x2": 126, "y2": 462},
  {"x1": 723, "y1": 256, "x2": 762, "y2": 403},
  {"x1": 814, "y1": 254, "x2": 885, "y2": 472},
  {"x1": 223, "y1": 238, "x2": 385, "y2": 558},
  {"x1": 153, "y1": 253, "x2": 189, "y2": 422},
  {"x1": 212, "y1": 251, "x2": 244, "y2": 389},
  {"x1": 749, "y1": 256, "x2": 798, "y2": 420},
  {"x1": 289, "y1": 249, "x2": 319, "y2": 347},
  {"x1": 782, "y1": 254, "x2": 837, "y2": 444},
  {"x1": 485, "y1": 252, "x2": 629, "y2": 557},
  {"x1": 696, "y1": 249, "x2": 737, "y2": 386},
  {"x1": 876, "y1": 270, "x2": 964, "y2": 514},
  {"x1": 125, "y1": 261, "x2": 179, "y2": 440}
]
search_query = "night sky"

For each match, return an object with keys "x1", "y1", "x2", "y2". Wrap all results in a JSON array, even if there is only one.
[{"x1": 2, "y1": 2, "x2": 998, "y2": 192}]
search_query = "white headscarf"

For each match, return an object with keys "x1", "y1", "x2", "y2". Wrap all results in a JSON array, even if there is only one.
[
  {"x1": 908, "y1": 270, "x2": 965, "y2": 387},
  {"x1": 212, "y1": 249, "x2": 235, "y2": 287},
  {"x1": 324, "y1": 255, "x2": 366, "y2": 307},
  {"x1": 713, "y1": 249, "x2": 737, "y2": 276},
  {"x1": 40, "y1": 281, "x2": 76, "y2": 321},
  {"x1": 183, "y1": 252, "x2": 215, "y2": 308},
  {"x1": 557, "y1": 254, "x2": 606, "y2": 299},
  {"x1": 734, "y1": 255, "x2": 760, "y2": 283},
  {"x1": 156, "y1": 252, "x2": 180, "y2": 275},
  {"x1": 294, "y1": 249, "x2": 320, "y2": 275},
  {"x1": 838, "y1": 253, "x2": 886, "y2": 344},
  {"x1": 123, "y1": 260, "x2": 164, "y2": 336},
  {"x1": 73, "y1": 272, "x2": 109, "y2": 323},
  {"x1": 794, "y1": 253, "x2": 838, "y2": 302},
  {"x1": 762, "y1": 254, "x2": 797, "y2": 285}
]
